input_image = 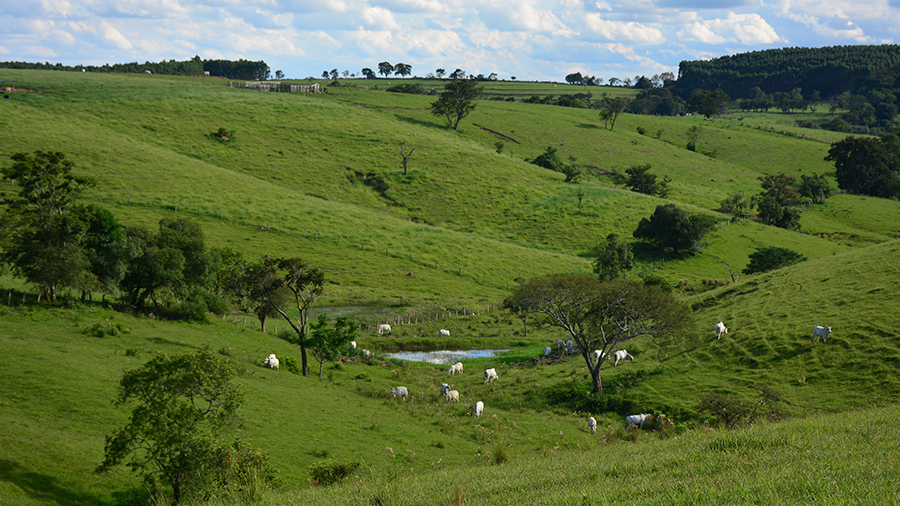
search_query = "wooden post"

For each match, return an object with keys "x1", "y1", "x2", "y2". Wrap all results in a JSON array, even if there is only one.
[
  {"x1": 174, "y1": 204, "x2": 177, "y2": 213},
  {"x1": 243, "y1": 317, "x2": 246, "y2": 326},
  {"x1": 315, "y1": 232, "x2": 318, "y2": 241}
]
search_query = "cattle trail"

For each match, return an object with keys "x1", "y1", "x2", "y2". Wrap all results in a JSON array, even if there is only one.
[{"x1": 472, "y1": 124, "x2": 520, "y2": 143}]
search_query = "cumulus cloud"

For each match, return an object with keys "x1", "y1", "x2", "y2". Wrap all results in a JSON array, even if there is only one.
[
  {"x1": 655, "y1": 0, "x2": 755, "y2": 9},
  {"x1": 584, "y1": 14, "x2": 665, "y2": 44},
  {"x1": 362, "y1": 6, "x2": 401, "y2": 30},
  {"x1": 478, "y1": 1, "x2": 570, "y2": 33},
  {"x1": 372, "y1": 0, "x2": 445, "y2": 13},
  {"x1": 679, "y1": 12, "x2": 783, "y2": 44}
]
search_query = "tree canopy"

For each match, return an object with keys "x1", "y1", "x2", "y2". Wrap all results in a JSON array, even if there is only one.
[
  {"x1": 430, "y1": 79, "x2": 483, "y2": 131},
  {"x1": 825, "y1": 136, "x2": 900, "y2": 198},
  {"x1": 633, "y1": 204, "x2": 718, "y2": 255},
  {"x1": 743, "y1": 247, "x2": 806, "y2": 274},
  {"x1": 593, "y1": 233, "x2": 634, "y2": 281}
]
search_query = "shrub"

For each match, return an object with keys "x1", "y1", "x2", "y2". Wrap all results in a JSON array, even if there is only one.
[
  {"x1": 743, "y1": 246, "x2": 806, "y2": 274},
  {"x1": 308, "y1": 459, "x2": 360, "y2": 486},
  {"x1": 282, "y1": 356, "x2": 301, "y2": 375},
  {"x1": 386, "y1": 83, "x2": 425, "y2": 94},
  {"x1": 636, "y1": 126, "x2": 646, "y2": 135}
]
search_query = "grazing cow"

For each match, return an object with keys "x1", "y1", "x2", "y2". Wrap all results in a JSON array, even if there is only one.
[
  {"x1": 566, "y1": 340, "x2": 574, "y2": 353},
  {"x1": 557, "y1": 339, "x2": 565, "y2": 350},
  {"x1": 593, "y1": 350, "x2": 608, "y2": 363},
  {"x1": 391, "y1": 386, "x2": 409, "y2": 400},
  {"x1": 440, "y1": 383, "x2": 451, "y2": 395},
  {"x1": 350, "y1": 341, "x2": 357, "y2": 349},
  {"x1": 588, "y1": 416, "x2": 597, "y2": 434},
  {"x1": 454, "y1": 362, "x2": 464, "y2": 373},
  {"x1": 446, "y1": 390, "x2": 460, "y2": 403},
  {"x1": 715, "y1": 321, "x2": 728, "y2": 339},
  {"x1": 448, "y1": 363, "x2": 462, "y2": 375},
  {"x1": 625, "y1": 413, "x2": 654, "y2": 429},
  {"x1": 263, "y1": 354, "x2": 279, "y2": 370},
  {"x1": 544, "y1": 346, "x2": 552, "y2": 357},
  {"x1": 474, "y1": 401, "x2": 484, "y2": 417},
  {"x1": 377, "y1": 324, "x2": 392, "y2": 335},
  {"x1": 613, "y1": 350, "x2": 635, "y2": 367},
  {"x1": 813, "y1": 326, "x2": 832, "y2": 343},
  {"x1": 484, "y1": 368, "x2": 498, "y2": 384},
  {"x1": 440, "y1": 329, "x2": 450, "y2": 337}
]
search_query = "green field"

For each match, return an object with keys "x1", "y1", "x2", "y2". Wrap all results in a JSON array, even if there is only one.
[{"x1": 1, "y1": 69, "x2": 899, "y2": 505}]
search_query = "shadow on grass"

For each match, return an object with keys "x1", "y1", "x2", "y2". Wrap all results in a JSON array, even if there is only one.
[
  {"x1": 393, "y1": 114, "x2": 445, "y2": 130},
  {"x1": 576, "y1": 123, "x2": 602, "y2": 129},
  {"x1": 144, "y1": 336, "x2": 198, "y2": 348},
  {"x1": 0, "y1": 459, "x2": 110, "y2": 506}
]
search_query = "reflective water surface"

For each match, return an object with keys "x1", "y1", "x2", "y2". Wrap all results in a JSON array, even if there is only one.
[{"x1": 382, "y1": 349, "x2": 509, "y2": 364}]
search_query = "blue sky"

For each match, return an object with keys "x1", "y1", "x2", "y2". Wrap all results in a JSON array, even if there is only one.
[{"x1": 1, "y1": 0, "x2": 898, "y2": 82}]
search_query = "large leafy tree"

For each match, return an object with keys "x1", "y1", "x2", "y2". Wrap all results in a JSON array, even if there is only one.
[
  {"x1": 623, "y1": 164, "x2": 670, "y2": 197},
  {"x1": 394, "y1": 63, "x2": 412, "y2": 78},
  {"x1": 96, "y1": 349, "x2": 249, "y2": 505},
  {"x1": 377, "y1": 61, "x2": 394, "y2": 78},
  {"x1": 825, "y1": 136, "x2": 900, "y2": 198},
  {"x1": 599, "y1": 97, "x2": 630, "y2": 130},
  {"x1": 743, "y1": 246, "x2": 806, "y2": 274},
  {"x1": 1, "y1": 151, "x2": 96, "y2": 300},
  {"x1": 233, "y1": 257, "x2": 325, "y2": 376},
  {"x1": 755, "y1": 173, "x2": 802, "y2": 229},
  {"x1": 430, "y1": 79, "x2": 483, "y2": 131},
  {"x1": 633, "y1": 204, "x2": 718, "y2": 255},
  {"x1": 688, "y1": 88, "x2": 731, "y2": 118},
  {"x1": 593, "y1": 233, "x2": 635, "y2": 281},
  {"x1": 505, "y1": 275, "x2": 689, "y2": 392},
  {"x1": 798, "y1": 173, "x2": 832, "y2": 204}
]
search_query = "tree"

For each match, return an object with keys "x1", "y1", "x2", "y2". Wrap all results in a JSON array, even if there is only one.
[
  {"x1": 449, "y1": 68, "x2": 465, "y2": 80},
  {"x1": 743, "y1": 246, "x2": 806, "y2": 274},
  {"x1": 505, "y1": 274, "x2": 688, "y2": 392},
  {"x1": 377, "y1": 62, "x2": 394, "y2": 78},
  {"x1": 599, "y1": 97, "x2": 630, "y2": 130},
  {"x1": 528, "y1": 146, "x2": 580, "y2": 182},
  {"x1": 361, "y1": 68, "x2": 376, "y2": 79},
  {"x1": 565, "y1": 72, "x2": 584, "y2": 85},
  {"x1": 825, "y1": 136, "x2": 899, "y2": 198},
  {"x1": 1, "y1": 151, "x2": 96, "y2": 300},
  {"x1": 329, "y1": 69, "x2": 338, "y2": 81},
  {"x1": 755, "y1": 173, "x2": 802, "y2": 229},
  {"x1": 394, "y1": 63, "x2": 412, "y2": 78},
  {"x1": 399, "y1": 144, "x2": 416, "y2": 175},
  {"x1": 233, "y1": 257, "x2": 324, "y2": 376},
  {"x1": 593, "y1": 233, "x2": 634, "y2": 281},
  {"x1": 321, "y1": 70, "x2": 329, "y2": 79},
  {"x1": 623, "y1": 164, "x2": 670, "y2": 197},
  {"x1": 798, "y1": 173, "x2": 832, "y2": 203},
  {"x1": 97, "y1": 349, "x2": 257, "y2": 505},
  {"x1": 430, "y1": 79, "x2": 483, "y2": 131},
  {"x1": 685, "y1": 125, "x2": 702, "y2": 151},
  {"x1": 633, "y1": 204, "x2": 718, "y2": 255},
  {"x1": 718, "y1": 192, "x2": 751, "y2": 221},
  {"x1": 435, "y1": 68, "x2": 445, "y2": 79},
  {"x1": 308, "y1": 314, "x2": 358, "y2": 380},
  {"x1": 688, "y1": 89, "x2": 730, "y2": 118},
  {"x1": 274, "y1": 70, "x2": 284, "y2": 79}
]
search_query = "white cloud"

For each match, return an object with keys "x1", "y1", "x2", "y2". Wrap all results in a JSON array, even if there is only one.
[
  {"x1": 584, "y1": 14, "x2": 665, "y2": 44},
  {"x1": 479, "y1": 1, "x2": 570, "y2": 33},
  {"x1": 372, "y1": 0, "x2": 445, "y2": 13},
  {"x1": 100, "y1": 20, "x2": 134, "y2": 49},
  {"x1": 679, "y1": 12, "x2": 783, "y2": 44},
  {"x1": 362, "y1": 6, "x2": 401, "y2": 30},
  {"x1": 599, "y1": 42, "x2": 672, "y2": 72},
  {"x1": 39, "y1": 0, "x2": 72, "y2": 17}
]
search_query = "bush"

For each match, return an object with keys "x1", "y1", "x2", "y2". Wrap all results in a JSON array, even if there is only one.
[
  {"x1": 308, "y1": 459, "x2": 360, "y2": 486},
  {"x1": 743, "y1": 246, "x2": 806, "y2": 274},
  {"x1": 386, "y1": 83, "x2": 425, "y2": 94},
  {"x1": 636, "y1": 126, "x2": 647, "y2": 135},
  {"x1": 282, "y1": 356, "x2": 301, "y2": 375}
]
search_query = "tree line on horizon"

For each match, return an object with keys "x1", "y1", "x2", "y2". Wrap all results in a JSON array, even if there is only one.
[{"x1": 0, "y1": 56, "x2": 271, "y2": 81}]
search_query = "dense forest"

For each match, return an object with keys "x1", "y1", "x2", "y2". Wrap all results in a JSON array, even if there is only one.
[{"x1": 0, "y1": 56, "x2": 270, "y2": 81}]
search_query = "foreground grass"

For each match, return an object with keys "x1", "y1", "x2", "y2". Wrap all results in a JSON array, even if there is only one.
[{"x1": 215, "y1": 404, "x2": 900, "y2": 505}]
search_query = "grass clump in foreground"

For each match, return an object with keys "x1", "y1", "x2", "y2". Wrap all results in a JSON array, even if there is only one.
[{"x1": 250, "y1": 405, "x2": 900, "y2": 505}]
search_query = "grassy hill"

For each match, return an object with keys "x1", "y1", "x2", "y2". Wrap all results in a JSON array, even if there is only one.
[{"x1": 1, "y1": 69, "x2": 900, "y2": 505}]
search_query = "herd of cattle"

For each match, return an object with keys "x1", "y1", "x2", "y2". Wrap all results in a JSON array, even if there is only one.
[{"x1": 259, "y1": 320, "x2": 833, "y2": 431}]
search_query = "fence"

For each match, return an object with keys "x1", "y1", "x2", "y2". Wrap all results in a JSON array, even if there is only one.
[{"x1": 228, "y1": 81, "x2": 322, "y2": 93}]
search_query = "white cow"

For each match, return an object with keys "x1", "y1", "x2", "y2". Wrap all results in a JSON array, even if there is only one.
[
  {"x1": 350, "y1": 341, "x2": 357, "y2": 349},
  {"x1": 446, "y1": 389, "x2": 460, "y2": 403},
  {"x1": 377, "y1": 324, "x2": 392, "y2": 335},
  {"x1": 263, "y1": 354, "x2": 279, "y2": 370},
  {"x1": 593, "y1": 350, "x2": 607, "y2": 363},
  {"x1": 474, "y1": 401, "x2": 484, "y2": 417},
  {"x1": 625, "y1": 413, "x2": 654, "y2": 429},
  {"x1": 715, "y1": 321, "x2": 728, "y2": 339},
  {"x1": 557, "y1": 339, "x2": 565, "y2": 350},
  {"x1": 814, "y1": 326, "x2": 832, "y2": 343},
  {"x1": 455, "y1": 362, "x2": 464, "y2": 373},
  {"x1": 448, "y1": 363, "x2": 462, "y2": 375},
  {"x1": 391, "y1": 386, "x2": 409, "y2": 400},
  {"x1": 440, "y1": 383, "x2": 451, "y2": 395},
  {"x1": 440, "y1": 329, "x2": 450, "y2": 337},
  {"x1": 544, "y1": 346, "x2": 552, "y2": 357},
  {"x1": 566, "y1": 340, "x2": 574, "y2": 353},
  {"x1": 484, "y1": 368, "x2": 498, "y2": 384},
  {"x1": 588, "y1": 416, "x2": 597, "y2": 434},
  {"x1": 614, "y1": 350, "x2": 635, "y2": 367}
]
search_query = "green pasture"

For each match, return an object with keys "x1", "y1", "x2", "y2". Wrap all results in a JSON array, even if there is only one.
[{"x1": 2, "y1": 68, "x2": 900, "y2": 504}]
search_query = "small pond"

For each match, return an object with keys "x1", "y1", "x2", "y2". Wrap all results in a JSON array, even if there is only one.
[{"x1": 382, "y1": 349, "x2": 509, "y2": 364}]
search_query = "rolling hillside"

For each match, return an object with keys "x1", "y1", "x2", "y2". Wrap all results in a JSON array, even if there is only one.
[{"x1": 1, "y1": 69, "x2": 900, "y2": 505}]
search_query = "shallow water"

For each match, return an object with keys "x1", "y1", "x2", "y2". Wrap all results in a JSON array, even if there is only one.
[{"x1": 383, "y1": 349, "x2": 509, "y2": 364}]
